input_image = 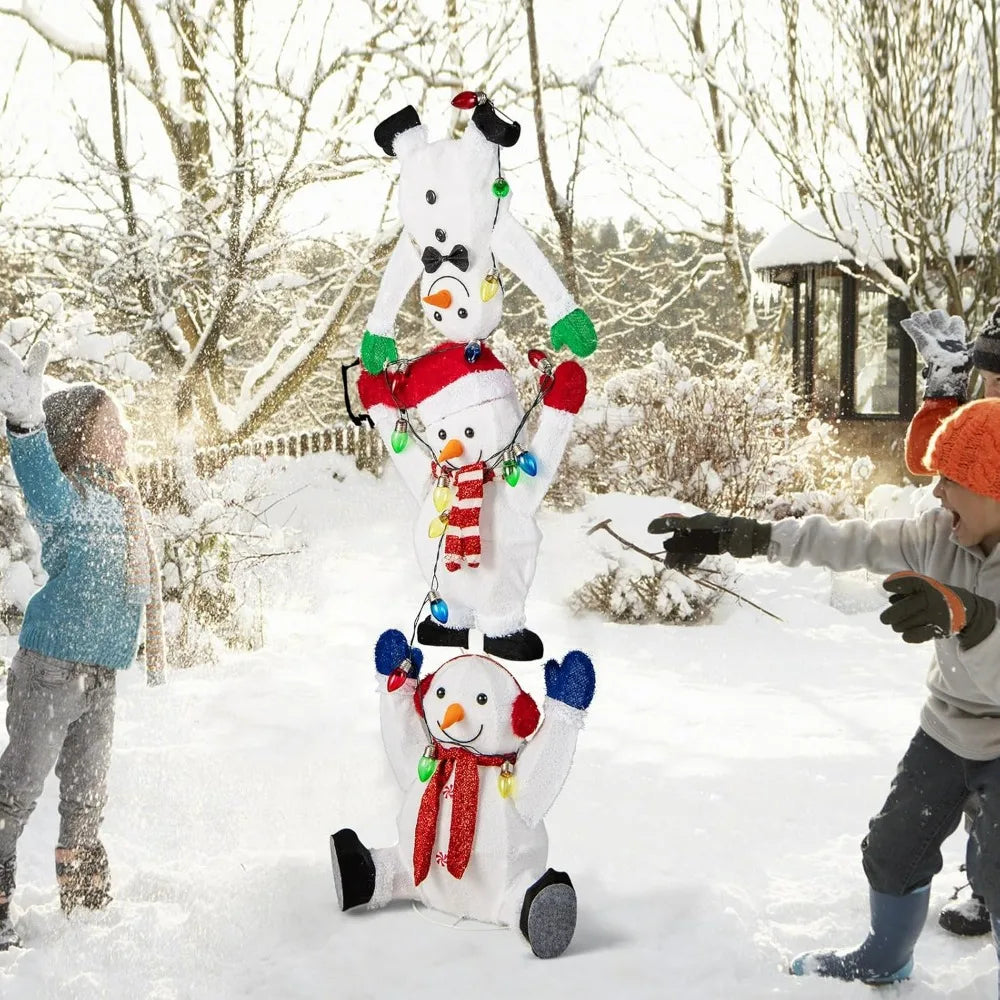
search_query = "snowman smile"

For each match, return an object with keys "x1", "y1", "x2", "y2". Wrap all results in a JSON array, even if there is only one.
[{"x1": 436, "y1": 723, "x2": 483, "y2": 746}]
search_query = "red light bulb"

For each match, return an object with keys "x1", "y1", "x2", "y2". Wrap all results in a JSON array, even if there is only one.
[{"x1": 451, "y1": 91, "x2": 479, "y2": 109}]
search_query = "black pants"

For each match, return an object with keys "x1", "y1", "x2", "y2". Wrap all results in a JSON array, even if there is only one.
[{"x1": 863, "y1": 727, "x2": 1000, "y2": 912}]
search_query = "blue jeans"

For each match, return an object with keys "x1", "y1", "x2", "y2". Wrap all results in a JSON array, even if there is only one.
[
  {"x1": 0, "y1": 647, "x2": 116, "y2": 861},
  {"x1": 862, "y1": 727, "x2": 1000, "y2": 913}
]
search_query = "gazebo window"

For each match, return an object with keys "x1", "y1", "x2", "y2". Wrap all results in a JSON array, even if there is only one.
[{"x1": 789, "y1": 266, "x2": 916, "y2": 421}]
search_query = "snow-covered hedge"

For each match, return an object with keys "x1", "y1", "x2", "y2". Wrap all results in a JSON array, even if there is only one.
[{"x1": 555, "y1": 343, "x2": 872, "y2": 518}]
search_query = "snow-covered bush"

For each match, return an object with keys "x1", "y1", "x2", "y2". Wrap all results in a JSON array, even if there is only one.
[
  {"x1": 0, "y1": 460, "x2": 42, "y2": 640},
  {"x1": 556, "y1": 343, "x2": 871, "y2": 518},
  {"x1": 157, "y1": 456, "x2": 299, "y2": 668},
  {"x1": 571, "y1": 559, "x2": 721, "y2": 623}
]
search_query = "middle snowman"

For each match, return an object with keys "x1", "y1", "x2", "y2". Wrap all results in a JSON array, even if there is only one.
[{"x1": 358, "y1": 341, "x2": 585, "y2": 661}]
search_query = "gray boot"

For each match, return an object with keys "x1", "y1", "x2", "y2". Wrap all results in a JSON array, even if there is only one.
[
  {"x1": 789, "y1": 885, "x2": 929, "y2": 984},
  {"x1": 56, "y1": 842, "x2": 112, "y2": 914},
  {"x1": 0, "y1": 857, "x2": 19, "y2": 951}
]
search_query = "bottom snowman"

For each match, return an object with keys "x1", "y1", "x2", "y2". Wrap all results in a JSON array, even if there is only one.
[{"x1": 330, "y1": 629, "x2": 595, "y2": 958}]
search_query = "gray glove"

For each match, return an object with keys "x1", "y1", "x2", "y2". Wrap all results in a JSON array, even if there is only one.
[
  {"x1": 0, "y1": 341, "x2": 49, "y2": 429},
  {"x1": 899, "y1": 310, "x2": 971, "y2": 400}
]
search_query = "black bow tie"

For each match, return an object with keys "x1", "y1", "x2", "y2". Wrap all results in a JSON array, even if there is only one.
[{"x1": 421, "y1": 244, "x2": 470, "y2": 273}]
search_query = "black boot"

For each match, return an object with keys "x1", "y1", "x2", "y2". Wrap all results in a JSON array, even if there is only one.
[
  {"x1": 519, "y1": 868, "x2": 576, "y2": 958},
  {"x1": 939, "y1": 892, "x2": 991, "y2": 936},
  {"x1": 416, "y1": 617, "x2": 469, "y2": 648},
  {"x1": 56, "y1": 842, "x2": 112, "y2": 914},
  {"x1": 0, "y1": 857, "x2": 18, "y2": 951},
  {"x1": 330, "y1": 829, "x2": 375, "y2": 911},
  {"x1": 483, "y1": 629, "x2": 544, "y2": 661}
]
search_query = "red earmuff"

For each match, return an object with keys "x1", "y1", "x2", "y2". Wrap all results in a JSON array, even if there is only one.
[
  {"x1": 511, "y1": 691, "x2": 540, "y2": 738},
  {"x1": 413, "y1": 672, "x2": 435, "y2": 716}
]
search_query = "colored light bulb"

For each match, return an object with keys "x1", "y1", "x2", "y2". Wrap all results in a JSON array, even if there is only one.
[
  {"x1": 428, "y1": 510, "x2": 448, "y2": 538},
  {"x1": 492, "y1": 177, "x2": 510, "y2": 198},
  {"x1": 430, "y1": 594, "x2": 449, "y2": 623},
  {"x1": 480, "y1": 272, "x2": 500, "y2": 302},
  {"x1": 464, "y1": 340, "x2": 482, "y2": 363},
  {"x1": 503, "y1": 459, "x2": 520, "y2": 487},
  {"x1": 390, "y1": 418, "x2": 408, "y2": 453},
  {"x1": 418, "y1": 745, "x2": 438, "y2": 782},
  {"x1": 516, "y1": 451, "x2": 537, "y2": 476},
  {"x1": 451, "y1": 91, "x2": 481, "y2": 109},
  {"x1": 497, "y1": 761, "x2": 514, "y2": 798},
  {"x1": 386, "y1": 666, "x2": 409, "y2": 692},
  {"x1": 432, "y1": 479, "x2": 452, "y2": 512},
  {"x1": 527, "y1": 349, "x2": 551, "y2": 372}
]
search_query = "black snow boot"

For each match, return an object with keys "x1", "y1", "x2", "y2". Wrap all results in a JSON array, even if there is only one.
[
  {"x1": 416, "y1": 618, "x2": 470, "y2": 649},
  {"x1": 0, "y1": 857, "x2": 19, "y2": 951},
  {"x1": 483, "y1": 629, "x2": 544, "y2": 661},
  {"x1": 939, "y1": 892, "x2": 991, "y2": 936},
  {"x1": 330, "y1": 829, "x2": 375, "y2": 911},
  {"x1": 519, "y1": 868, "x2": 577, "y2": 958},
  {"x1": 56, "y1": 842, "x2": 112, "y2": 914}
]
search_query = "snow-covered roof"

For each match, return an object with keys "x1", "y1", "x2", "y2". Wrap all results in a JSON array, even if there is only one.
[{"x1": 750, "y1": 191, "x2": 979, "y2": 280}]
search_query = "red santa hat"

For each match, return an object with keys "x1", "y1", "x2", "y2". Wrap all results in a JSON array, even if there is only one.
[{"x1": 358, "y1": 341, "x2": 517, "y2": 425}]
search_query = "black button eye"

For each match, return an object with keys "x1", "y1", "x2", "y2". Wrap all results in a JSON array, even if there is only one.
[
  {"x1": 464, "y1": 427, "x2": 475, "y2": 438},
  {"x1": 435, "y1": 228, "x2": 446, "y2": 243},
  {"x1": 458, "y1": 308, "x2": 468, "y2": 318},
  {"x1": 436, "y1": 686, "x2": 445, "y2": 698},
  {"x1": 437, "y1": 428, "x2": 447, "y2": 441},
  {"x1": 433, "y1": 311, "x2": 442, "y2": 321},
  {"x1": 426, "y1": 190, "x2": 437, "y2": 204},
  {"x1": 476, "y1": 693, "x2": 488, "y2": 705}
]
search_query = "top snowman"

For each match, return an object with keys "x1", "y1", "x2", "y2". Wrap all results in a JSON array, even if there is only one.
[{"x1": 359, "y1": 92, "x2": 599, "y2": 375}]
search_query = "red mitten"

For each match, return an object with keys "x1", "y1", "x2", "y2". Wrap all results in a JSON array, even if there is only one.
[{"x1": 543, "y1": 360, "x2": 587, "y2": 413}]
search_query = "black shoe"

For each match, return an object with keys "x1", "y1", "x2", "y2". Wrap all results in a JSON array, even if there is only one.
[
  {"x1": 416, "y1": 618, "x2": 470, "y2": 648},
  {"x1": 483, "y1": 629, "x2": 544, "y2": 661},
  {"x1": 330, "y1": 829, "x2": 375, "y2": 911},
  {"x1": 938, "y1": 893, "x2": 991, "y2": 936},
  {"x1": 519, "y1": 868, "x2": 576, "y2": 958}
]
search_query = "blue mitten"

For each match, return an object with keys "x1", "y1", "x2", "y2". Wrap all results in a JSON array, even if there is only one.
[
  {"x1": 543, "y1": 650, "x2": 595, "y2": 710},
  {"x1": 374, "y1": 629, "x2": 423, "y2": 678},
  {"x1": 899, "y1": 310, "x2": 971, "y2": 400}
]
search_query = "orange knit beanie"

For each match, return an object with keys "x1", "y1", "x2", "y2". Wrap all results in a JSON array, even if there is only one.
[{"x1": 924, "y1": 398, "x2": 1000, "y2": 500}]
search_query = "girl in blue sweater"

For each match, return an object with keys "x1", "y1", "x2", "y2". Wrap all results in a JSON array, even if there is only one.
[{"x1": 0, "y1": 342, "x2": 164, "y2": 949}]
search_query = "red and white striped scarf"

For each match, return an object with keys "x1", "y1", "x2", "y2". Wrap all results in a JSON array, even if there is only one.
[{"x1": 431, "y1": 461, "x2": 493, "y2": 572}]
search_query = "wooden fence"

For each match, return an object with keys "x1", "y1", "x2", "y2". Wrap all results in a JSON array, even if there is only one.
[{"x1": 134, "y1": 423, "x2": 386, "y2": 509}]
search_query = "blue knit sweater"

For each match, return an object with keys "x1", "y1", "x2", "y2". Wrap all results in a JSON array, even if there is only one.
[{"x1": 8, "y1": 426, "x2": 142, "y2": 670}]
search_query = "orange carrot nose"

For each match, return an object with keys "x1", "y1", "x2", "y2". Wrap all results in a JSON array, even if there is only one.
[
  {"x1": 437, "y1": 438, "x2": 464, "y2": 463},
  {"x1": 423, "y1": 289, "x2": 453, "y2": 309},
  {"x1": 441, "y1": 702, "x2": 465, "y2": 730}
]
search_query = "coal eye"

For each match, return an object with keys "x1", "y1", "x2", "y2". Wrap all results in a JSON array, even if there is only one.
[
  {"x1": 464, "y1": 427, "x2": 475, "y2": 438},
  {"x1": 476, "y1": 693, "x2": 487, "y2": 705},
  {"x1": 436, "y1": 686, "x2": 445, "y2": 698},
  {"x1": 458, "y1": 308, "x2": 468, "y2": 319},
  {"x1": 435, "y1": 228, "x2": 446, "y2": 243},
  {"x1": 433, "y1": 311, "x2": 442, "y2": 321},
  {"x1": 437, "y1": 428, "x2": 447, "y2": 440},
  {"x1": 426, "y1": 190, "x2": 437, "y2": 204}
]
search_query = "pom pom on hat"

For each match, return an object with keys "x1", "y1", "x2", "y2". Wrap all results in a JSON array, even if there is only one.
[
  {"x1": 972, "y1": 305, "x2": 1000, "y2": 374},
  {"x1": 924, "y1": 398, "x2": 1000, "y2": 501}
]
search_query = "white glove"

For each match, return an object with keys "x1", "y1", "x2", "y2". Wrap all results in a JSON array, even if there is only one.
[
  {"x1": 0, "y1": 341, "x2": 50, "y2": 429},
  {"x1": 899, "y1": 310, "x2": 971, "y2": 400}
]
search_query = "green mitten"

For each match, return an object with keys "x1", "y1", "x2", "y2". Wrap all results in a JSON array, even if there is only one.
[
  {"x1": 550, "y1": 308, "x2": 597, "y2": 358},
  {"x1": 360, "y1": 331, "x2": 399, "y2": 375}
]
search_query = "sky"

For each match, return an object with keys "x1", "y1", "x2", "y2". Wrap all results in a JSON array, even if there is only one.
[{"x1": 0, "y1": 0, "x2": 792, "y2": 246}]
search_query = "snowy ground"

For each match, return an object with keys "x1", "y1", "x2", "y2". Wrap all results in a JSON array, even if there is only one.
[{"x1": 0, "y1": 453, "x2": 997, "y2": 999}]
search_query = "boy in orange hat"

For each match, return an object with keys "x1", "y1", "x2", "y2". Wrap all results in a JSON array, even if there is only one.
[{"x1": 651, "y1": 398, "x2": 1000, "y2": 990}]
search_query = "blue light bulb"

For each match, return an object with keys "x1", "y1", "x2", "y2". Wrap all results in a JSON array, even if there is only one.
[{"x1": 516, "y1": 451, "x2": 538, "y2": 476}]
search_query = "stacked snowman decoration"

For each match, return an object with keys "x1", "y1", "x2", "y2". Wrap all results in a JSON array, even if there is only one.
[{"x1": 334, "y1": 92, "x2": 597, "y2": 959}]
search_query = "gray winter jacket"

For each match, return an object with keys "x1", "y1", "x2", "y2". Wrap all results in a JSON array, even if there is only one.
[{"x1": 770, "y1": 507, "x2": 1000, "y2": 760}]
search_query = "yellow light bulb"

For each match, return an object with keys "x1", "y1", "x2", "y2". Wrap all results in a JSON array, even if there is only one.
[
  {"x1": 433, "y1": 484, "x2": 451, "y2": 512},
  {"x1": 428, "y1": 511, "x2": 448, "y2": 538}
]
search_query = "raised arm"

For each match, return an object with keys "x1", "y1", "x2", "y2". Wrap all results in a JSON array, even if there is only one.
[{"x1": 360, "y1": 235, "x2": 423, "y2": 374}]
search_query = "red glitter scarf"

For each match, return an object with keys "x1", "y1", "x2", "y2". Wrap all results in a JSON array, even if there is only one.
[
  {"x1": 430, "y1": 461, "x2": 494, "y2": 573},
  {"x1": 413, "y1": 744, "x2": 516, "y2": 885}
]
